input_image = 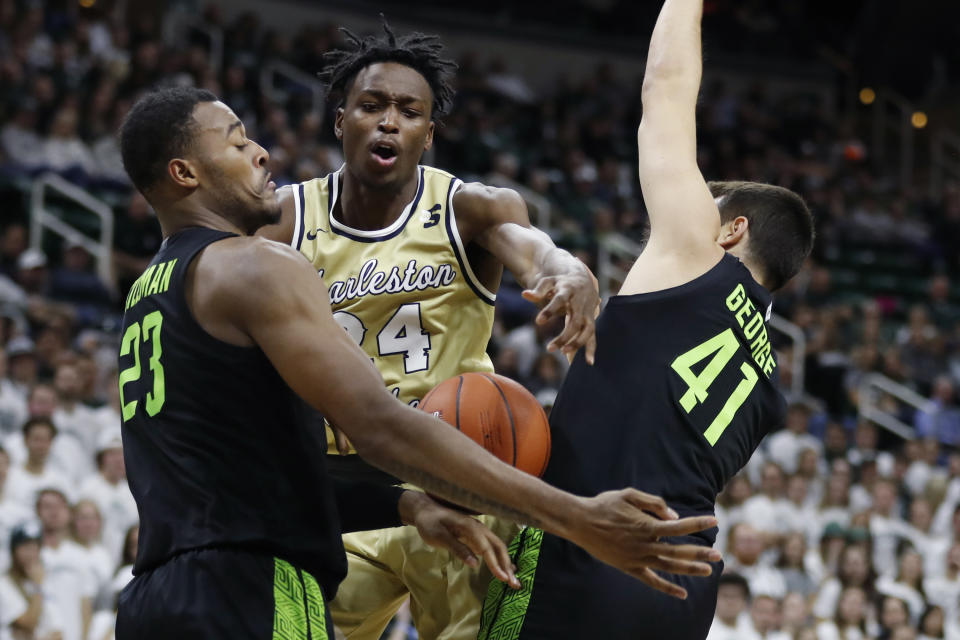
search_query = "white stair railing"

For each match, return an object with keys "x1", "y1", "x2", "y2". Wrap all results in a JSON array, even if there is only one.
[
  {"x1": 596, "y1": 232, "x2": 643, "y2": 301},
  {"x1": 30, "y1": 173, "x2": 115, "y2": 295},
  {"x1": 259, "y1": 59, "x2": 326, "y2": 116},
  {"x1": 767, "y1": 314, "x2": 806, "y2": 401},
  {"x1": 857, "y1": 373, "x2": 934, "y2": 440}
]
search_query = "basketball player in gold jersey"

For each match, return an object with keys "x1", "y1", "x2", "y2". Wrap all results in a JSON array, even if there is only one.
[{"x1": 257, "y1": 22, "x2": 602, "y2": 640}]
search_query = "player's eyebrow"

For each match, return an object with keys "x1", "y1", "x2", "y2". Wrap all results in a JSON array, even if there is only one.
[
  {"x1": 226, "y1": 121, "x2": 244, "y2": 138},
  {"x1": 359, "y1": 89, "x2": 423, "y2": 105}
]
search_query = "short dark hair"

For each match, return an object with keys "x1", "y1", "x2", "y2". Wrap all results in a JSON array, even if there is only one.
[
  {"x1": 22, "y1": 416, "x2": 57, "y2": 437},
  {"x1": 709, "y1": 181, "x2": 814, "y2": 291},
  {"x1": 718, "y1": 572, "x2": 751, "y2": 599},
  {"x1": 120, "y1": 87, "x2": 218, "y2": 195},
  {"x1": 319, "y1": 17, "x2": 457, "y2": 119}
]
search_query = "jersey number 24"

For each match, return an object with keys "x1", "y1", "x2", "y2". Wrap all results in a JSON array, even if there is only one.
[{"x1": 334, "y1": 303, "x2": 431, "y2": 374}]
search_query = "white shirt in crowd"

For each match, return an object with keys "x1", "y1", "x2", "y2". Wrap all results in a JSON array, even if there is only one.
[
  {"x1": 741, "y1": 494, "x2": 788, "y2": 537},
  {"x1": 765, "y1": 429, "x2": 822, "y2": 475},
  {"x1": 0, "y1": 573, "x2": 63, "y2": 640},
  {"x1": 4, "y1": 465, "x2": 73, "y2": 512},
  {"x1": 41, "y1": 539, "x2": 96, "y2": 640},
  {"x1": 0, "y1": 499, "x2": 32, "y2": 574},
  {"x1": 77, "y1": 474, "x2": 137, "y2": 563},
  {"x1": 706, "y1": 617, "x2": 760, "y2": 640}
]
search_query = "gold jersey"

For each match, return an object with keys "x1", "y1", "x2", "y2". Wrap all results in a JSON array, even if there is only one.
[{"x1": 292, "y1": 165, "x2": 496, "y2": 454}]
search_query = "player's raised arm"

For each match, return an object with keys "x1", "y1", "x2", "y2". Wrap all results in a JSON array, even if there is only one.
[
  {"x1": 213, "y1": 238, "x2": 721, "y2": 597},
  {"x1": 624, "y1": 0, "x2": 724, "y2": 293},
  {"x1": 454, "y1": 184, "x2": 600, "y2": 363}
]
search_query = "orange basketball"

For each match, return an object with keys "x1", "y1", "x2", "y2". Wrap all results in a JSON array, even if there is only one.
[{"x1": 420, "y1": 372, "x2": 551, "y2": 478}]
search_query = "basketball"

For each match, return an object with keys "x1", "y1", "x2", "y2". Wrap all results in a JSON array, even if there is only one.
[{"x1": 420, "y1": 372, "x2": 552, "y2": 478}]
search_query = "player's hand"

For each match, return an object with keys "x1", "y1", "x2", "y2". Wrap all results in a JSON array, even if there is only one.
[
  {"x1": 571, "y1": 489, "x2": 721, "y2": 599},
  {"x1": 328, "y1": 421, "x2": 352, "y2": 455},
  {"x1": 522, "y1": 266, "x2": 600, "y2": 364},
  {"x1": 399, "y1": 491, "x2": 520, "y2": 589}
]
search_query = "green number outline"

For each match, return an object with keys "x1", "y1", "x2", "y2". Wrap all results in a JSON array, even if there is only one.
[
  {"x1": 671, "y1": 328, "x2": 760, "y2": 446},
  {"x1": 118, "y1": 323, "x2": 142, "y2": 421},
  {"x1": 143, "y1": 311, "x2": 166, "y2": 416},
  {"x1": 117, "y1": 311, "x2": 166, "y2": 422}
]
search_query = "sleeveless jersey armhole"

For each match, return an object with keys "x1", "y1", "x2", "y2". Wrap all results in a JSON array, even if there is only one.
[{"x1": 444, "y1": 178, "x2": 497, "y2": 306}]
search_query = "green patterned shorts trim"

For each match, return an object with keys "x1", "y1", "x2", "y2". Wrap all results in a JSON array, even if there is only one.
[
  {"x1": 478, "y1": 526, "x2": 545, "y2": 640},
  {"x1": 273, "y1": 557, "x2": 328, "y2": 640}
]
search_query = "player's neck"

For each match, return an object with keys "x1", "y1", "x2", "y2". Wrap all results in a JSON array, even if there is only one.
[
  {"x1": 158, "y1": 205, "x2": 247, "y2": 239},
  {"x1": 337, "y1": 168, "x2": 420, "y2": 231},
  {"x1": 724, "y1": 246, "x2": 770, "y2": 291}
]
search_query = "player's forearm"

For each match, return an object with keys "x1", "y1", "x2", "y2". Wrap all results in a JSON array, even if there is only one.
[
  {"x1": 355, "y1": 399, "x2": 585, "y2": 538},
  {"x1": 642, "y1": 0, "x2": 703, "y2": 103}
]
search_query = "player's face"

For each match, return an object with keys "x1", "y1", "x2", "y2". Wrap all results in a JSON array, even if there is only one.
[
  {"x1": 188, "y1": 101, "x2": 279, "y2": 233},
  {"x1": 336, "y1": 62, "x2": 435, "y2": 190}
]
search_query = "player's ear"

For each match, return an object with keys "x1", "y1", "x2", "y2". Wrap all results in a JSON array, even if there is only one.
[
  {"x1": 334, "y1": 108, "x2": 345, "y2": 140},
  {"x1": 717, "y1": 215, "x2": 749, "y2": 249},
  {"x1": 423, "y1": 120, "x2": 435, "y2": 152},
  {"x1": 167, "y1": 158, "x2": 199, "y2": 190}
]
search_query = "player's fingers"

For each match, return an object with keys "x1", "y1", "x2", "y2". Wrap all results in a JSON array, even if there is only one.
[
  {"x1": 623, "y1": 489, "x2": 678, "y2": 520},
  {"x1": 549, "y1": 315, "x2": 582, "y2": 353},
  {"x1": 475, "y1": 531, "x2": 521, "y2": 589},
  {"x1": 633, "y1": 567, "x2": 688, "y2": 600},
  {"x1": 641, "y1": 542, "x2": 723, "y2": 564},
  {"x1": 334, "y1": 428, "x2": 351, "y2": 456},
  {"x1": 644, "y1": 516, "x2": 720, "y2": 539},
  {"x1": 560, "y1": 319, "x2": 594, "y2": 359},
  {"x1": 645, "y1": 555, "x2": 715, "y2": 577},
  {"x1": 585, "y1": 329, "x2": 597, "y2": 365},
  {"x1": 445, "y1": 536, "x2": 480, "y2": 569},
  {"x1": 522, "y1": 279, "x2": 555, "y2": 306},
  {"x1": 537, "y1": 292, "x2": 569, "y2": 326}
]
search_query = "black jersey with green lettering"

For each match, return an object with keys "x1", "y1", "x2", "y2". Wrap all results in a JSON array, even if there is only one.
[
  {"x1": 544, "y1": 254, "x2": 786, "y2": 539},
  {"x1": 118, "y1": 227, "x2": 349, "y2": 595}
]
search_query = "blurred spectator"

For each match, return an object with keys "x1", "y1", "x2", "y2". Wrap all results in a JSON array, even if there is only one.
[
  {"x1": 6, "y1": 338, "x2": 38, "y2": 397},
  {"x1": 4, "y1": 417, "x2": 71, "y2": 510},
  {"x1": 766, "y1": 403, "x2": 823, "y2": 474},
  {"x1": 0, "y1": 445, "x2": 31, "y2": 574},
  {"x1": 915, "y1": 377, "x2": 960, "y2": 446},
  {"x1": 725, "y1": 523, "x2": 786, "y2": 599},
  {"x1": 707, "y1": 573, "x2": 755, "y2": 640},
  {"x1": 48, "y1": 242, "x2": 112, "y2": 327},
  {"x1": 816, "y1": 586, "x2": 870, "y2": 640},
  {"x1": 742, "y1": 462, "x2": 788, "y2": 542},
  {"x1": 70, "y1": 500, "x2": 110, "y2": 605},
  {"x1": 0, "y1": 521, "x2": 62, "y2": 640},
  {"x1": 112, "y1": 192, "x2": 161, "y2": 296},
  {"x1": 36, "y1": 489, "x2": 93, "y2": 640},
  {"x1": 0, "y1": 350, "x2": 26, "y2": 435},
  {"x1": 77, "y1": 430, "x2": 135, "y2": 564},
  {"x1": 813, "y1": 544, "x2": 877, "y2": 621},
  {"x1": 748, "y1": 594, "x2": 789, "y2": 640}
]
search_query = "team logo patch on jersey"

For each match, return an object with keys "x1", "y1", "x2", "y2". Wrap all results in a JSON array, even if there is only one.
[{"x1": 420, "y1": 204, "x2": 441, "y2": 228}]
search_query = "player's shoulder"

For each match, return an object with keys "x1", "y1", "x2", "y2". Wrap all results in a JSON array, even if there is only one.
[
  {"x1": 451, "y1": 181, "x2": 526, "y2": 229},
  {"x1": 199, "y1": 236, "x2": 309, "y2": 294}
]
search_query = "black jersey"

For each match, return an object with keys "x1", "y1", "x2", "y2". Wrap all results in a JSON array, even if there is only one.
[
  {"x1": 118, "y1": 227, "x2": 349, "y2": 595},
  {"x1": 544, "y1": 254, "x2": 786, "y2": 540}
]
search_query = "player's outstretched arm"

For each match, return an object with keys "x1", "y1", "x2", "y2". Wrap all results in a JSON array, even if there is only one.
[
  {"x1": 455, "y1": 184, "x2": 601, "y2": 363},
  {"x1": 215, "y1": 239, "x2": 720, "y2": 597},
  {"x1": 622, "y1": 0, "x2": 724, "y2": 294}
]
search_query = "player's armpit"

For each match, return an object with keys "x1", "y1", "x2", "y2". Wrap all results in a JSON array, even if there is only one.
[{"x1": 254, "y1": 184, "x2": 297, "y2": 243}]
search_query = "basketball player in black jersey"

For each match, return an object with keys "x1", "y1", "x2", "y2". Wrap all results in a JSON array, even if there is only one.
[
  {"x1": 113, "y1": 87, "x2": 723, "y2": 639},
  {"x1": 477, "y1": 1, "x2": 816, "y2": 639}
]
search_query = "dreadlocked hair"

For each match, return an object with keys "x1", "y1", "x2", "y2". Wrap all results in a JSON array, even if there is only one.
[{"x1": 319, "y1": 16, "x2": 457, "y2": 119}]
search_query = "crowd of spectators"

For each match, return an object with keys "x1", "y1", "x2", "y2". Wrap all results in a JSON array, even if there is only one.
[{"x1": 1, "y1": 1, "x2": 960, "y2": 639}]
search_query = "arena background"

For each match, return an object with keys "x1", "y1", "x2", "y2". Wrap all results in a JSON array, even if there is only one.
[{"x1": 1, "y1": 0, "x2": 960, "y2": 638}]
